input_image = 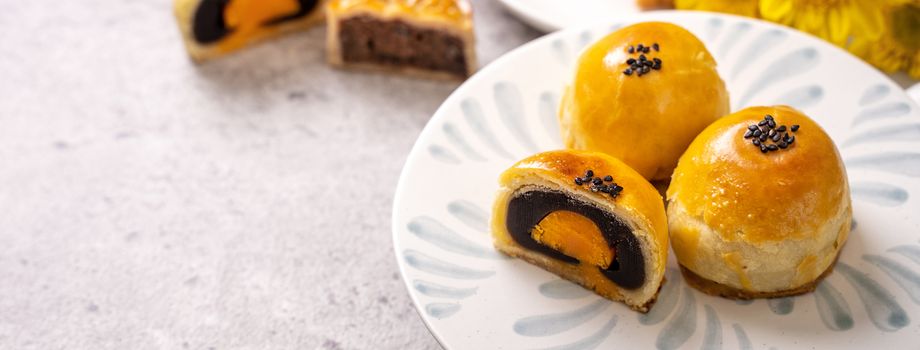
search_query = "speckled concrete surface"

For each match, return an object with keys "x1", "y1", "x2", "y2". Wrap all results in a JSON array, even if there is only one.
[{"x1": 0, "y1": 1, "x2": 540, "y2": 348}]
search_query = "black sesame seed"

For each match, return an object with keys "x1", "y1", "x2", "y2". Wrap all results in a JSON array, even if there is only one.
[
  {"x1": 767, "y1": 144, "x2": 778, "y2": 151},
  {"x1": 765, "y1": 114, "x2": 774, "y2": 120},
  {"x1": 791, "y1": 124, "x2": 800, "y2": 132},
  {"x1": 753, "y1": 139, "x2": 761, "y2": 146},
  {"x1": 603, "y1": 175, "x2": 613, "y2": 182},
  {"x1": 778, "y1": 141, "x2": 788, "y2": 149},
  {"x1": 628, "y1": 46, "x2": 635, "y2": 54},
  {"x1": 623, "y1": 68, "x2": 633, "y2": 75},
  {"x1": 776, "y1": 125, "x2": 787, "y2": 132},
  {"x1": 652, "y1": 43, "x2": 659, "y2": 51},
  {"x1": 743, "y1": 130, "x2": 754, "y2": 138},
  {"x1": 748, "y1": 125, "x2": 758, "y2": 131},
  {"x1": 758, "y1": 120, "x2": 768, "y2": 126}
]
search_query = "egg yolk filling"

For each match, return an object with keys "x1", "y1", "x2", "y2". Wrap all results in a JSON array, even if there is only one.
[{"x1": 532, "y1": 210, "x2": 614, "y2": 269}]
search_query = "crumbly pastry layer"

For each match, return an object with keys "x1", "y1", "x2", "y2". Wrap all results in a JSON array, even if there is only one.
[
  {"x1": 491, "y1": 150, "x2": 668, "y2": 312},
  {"x1": 559, "y1": 21, "x2": 729, "y2": 181},
  {"x1": 326, "y1": 0, "x2": 476, "y2": 79},
  {"x1": 174, "y1": 0, "x2": 327, "y2": 62},
  {"x1": 667, "y1": 105, "x2": 851, "y2": 296},
  {"x1": 678, "y1": 254, "x2": 838, "y2": 299}
]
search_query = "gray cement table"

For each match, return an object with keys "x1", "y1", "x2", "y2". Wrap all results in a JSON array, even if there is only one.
[{"x1": 0, "y1": 1, "x2": 540, "y2": 348}]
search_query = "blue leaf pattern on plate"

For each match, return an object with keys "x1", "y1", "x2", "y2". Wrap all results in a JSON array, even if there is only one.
[
  {"x1": 815, "y1": 281, "x2": 854, "y2": 331},
  {"x1": 407, "y1": 216, "x2": 504, "y2": 259},
  {"x1": 514, "y1": 299, "x2": 610, "y2": 337},
  {"x1": 850, "y1": 182, "x2": 909, "y2": 207},
  {"x1": 495, "y1": 82, "x2": 540, "y2": 154},
  {"x1": 701, "y1": 304, "x2": 723, "y2": 350},
  {"x1": 460, "y1": 98, "x2": 515, "y2": 160},
  {"x1": 656, "y1": 287, "x2": 697, "y2": 350},
  {"x1": 443, "y1": 122, "x2": 486, "y2": 161},
  {"x1": 738, "y1": 48, "x2": 819, "y2": 107},
  {"x1": 535, "y1": 315, "x2": 619, "y2": 350},
  {"x1": 413, "y1": 279, "x2": 477, "y2": 299},
  {"x1": 403, "y1": 249, "x2": 495, "y2": 280},
  {"x1": 837, "y1": 263, "x2": 910, "y2": 331},
  {"x1": 539, "y1": 280, "x2": 592, "y2": 300},
  {"x1": 447, "y1": 200, "x2": 489, "y2": 234},
  {"x1": 428, "y1": 144, "x2": 461, "y2": 164}
]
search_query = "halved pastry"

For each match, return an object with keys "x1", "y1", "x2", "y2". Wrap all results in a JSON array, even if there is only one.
[
  {"x1": 174, "y1": 0, "x2": 326, "y2": 62},
  {"x1": 667, "y1": 106, "x2": 851, "y2": 298},
  {"x1": 325, "y1": 0, "x2": 477, "y2": 80},
  {"x1": 491, "y1": 150, "x2": 669, "y2": 312}
]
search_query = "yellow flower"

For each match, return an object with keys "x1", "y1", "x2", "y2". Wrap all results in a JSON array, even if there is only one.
[
  {"x1": 759, "y1": 0, "x2": 885, "y2": 57},
  {"x1": 674, "y1": 0, "x2": 760, "y2": 17},
  {"x1": 852, "y1": 0, "x2": 920, "y2": 78}
]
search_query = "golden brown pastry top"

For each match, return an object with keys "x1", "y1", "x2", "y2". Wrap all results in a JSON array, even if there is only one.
[
  {"x1": 328, "y1": 0, "x2": 472, "y2": 28},
  {"x1": 559, "y1": 21, "x2": 729, "y2": 181},
  {"x1": 667, "y1": 105, "x2": 849, "y2": 243},
  {"x1": 500, "y1": 150, "x2": 668, "y2": 264}
]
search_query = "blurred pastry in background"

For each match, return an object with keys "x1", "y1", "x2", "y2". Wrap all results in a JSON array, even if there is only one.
[
  {"x1": 174, "y1": 0, "x2": 327, "y2": 62},
  {"x1": 637, "y1": 0, "x2": 674, "y2": 10},
  {"x1": 326, "y1": 0, "x2": 477, "y2": 80}
]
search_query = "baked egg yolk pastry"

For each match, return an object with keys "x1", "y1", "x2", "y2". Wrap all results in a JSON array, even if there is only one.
[
  {"x1": 559, "y1": 21, "x2": 730, "y2": 181},
  {"x1": 491, "y1": 150, "x2": 669, "y2": 312},
  {"x1": 667, "y1": 105, "x2": 851, "y2": 298}
]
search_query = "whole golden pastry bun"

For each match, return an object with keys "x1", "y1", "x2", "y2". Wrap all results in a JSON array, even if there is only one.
[
  {"x1": 559, "y1": 21, "x2": 729, "y2": 181},
  {"x1": 491, "y1": 150, "x2": 668, "y2": 311},
  {"x1": 667, "y1": 105, "x2": 851, "y2": 298}
]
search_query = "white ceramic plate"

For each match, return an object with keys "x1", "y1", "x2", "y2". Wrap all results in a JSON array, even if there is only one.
[
  {"x1": 393, "y1": 11, "x2": 920, "y2": 349},
  {"x1": 497, "y1": 0, "x2": 640, "y2": 32}
]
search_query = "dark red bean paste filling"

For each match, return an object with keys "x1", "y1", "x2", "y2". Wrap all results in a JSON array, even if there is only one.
[
  {"x1": 337, "y1": 15, "x2": 468, "y2": 77},
  {"x1": 506, "y1": 189, "x2": 645, "y2": 289}
]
